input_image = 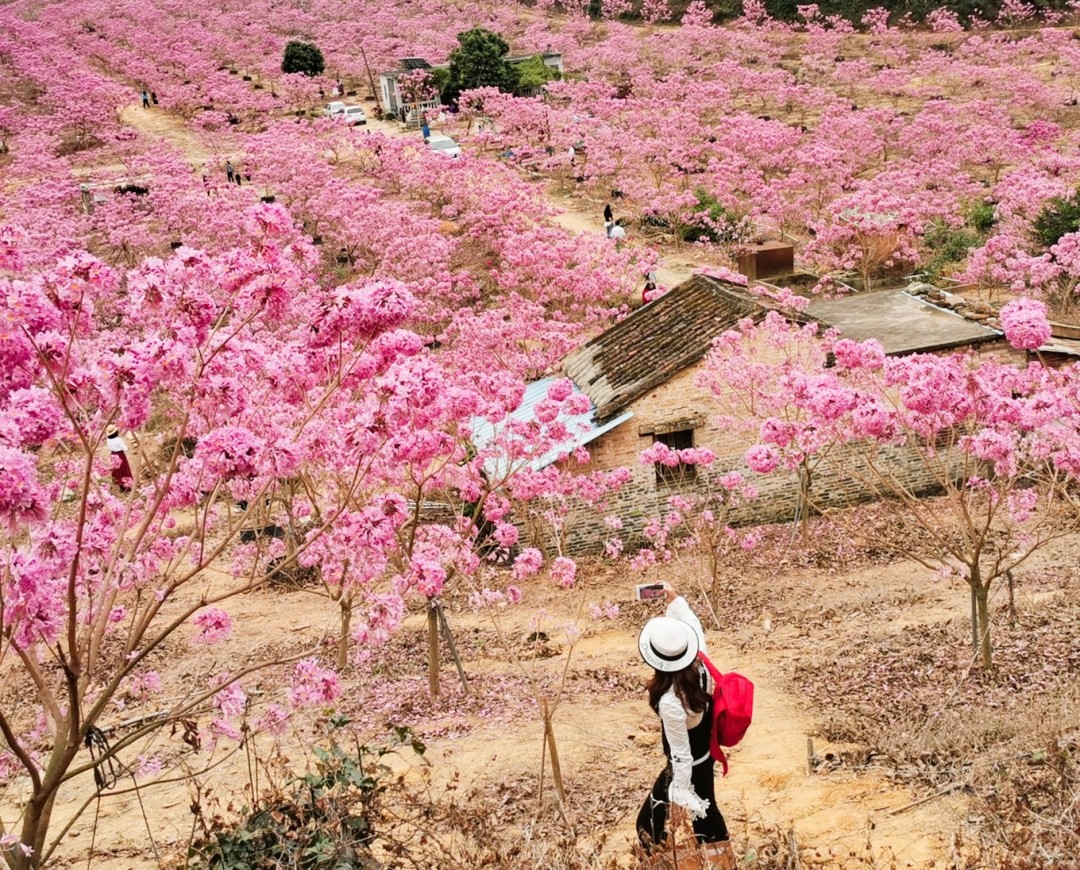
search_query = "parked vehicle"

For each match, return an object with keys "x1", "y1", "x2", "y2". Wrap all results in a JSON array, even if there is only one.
[
  {"x1": 323, "y1": 101, "x2": 346, "y2": 117},
  {"x1": 426, "y1": 134, "x2": 461, "y2": 158},
  {"x1": 336, "y1": 106, "x2": 367, "y2": 125}
]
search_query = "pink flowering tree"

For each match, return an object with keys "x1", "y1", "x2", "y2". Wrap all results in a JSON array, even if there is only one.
[
  {"x1": 629, "y1": 444, "x2": 762, "y2": 617},
  {"x1": 703, "y1": 303, "x2": 1080, "y2": 668},
  {"x1": 0, "y1": 204, "x2": 467, "y2": 866}
]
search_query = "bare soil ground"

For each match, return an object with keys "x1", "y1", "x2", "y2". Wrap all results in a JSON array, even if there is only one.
[{"x1": 23, "y1": 516, "x2": 1055, "y2": 868}]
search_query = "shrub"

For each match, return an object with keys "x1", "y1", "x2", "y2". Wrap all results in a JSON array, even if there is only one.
[
  {"x1": 968, "y1": 201, "x2": 997, "y2": 233},
  {"x1": 1033, "y1": 190, "x2": 1080, "y2": 249},
  {"x1": 281, "y1": 40, "x2": 325, "y2": 77},
  {"x1": 679, "y1": 188, "x2": 747, "y2": 243},
  {"x1": 516, "y1": 55, "x2": 562, "y2": 90},
  {"x1": 186, "y1": 724, "x2": 425, "y2": 869}
]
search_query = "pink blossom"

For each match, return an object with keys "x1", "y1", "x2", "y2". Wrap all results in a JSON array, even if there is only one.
[
  {"x1": 999, "y1": 299, "x2": 1051, "y2": 351},
  {"x1": 745, "y1": 445, "x2": 780, "y2": 474},
  {"x1": 831, "y1": 339, "x2": 885, "y2": 371},
  {"x1": 1007, "y1": 489, "x2": 1038, "y2": 524},
  {"x1": 512, "y1": 547, "x2": 543, "y2": 580},
  {"x1": 550, "y1": 556, "x2": 577, "y2": 588},
  {"x1": 493, "y1": 522, "x2": 519, "y2": 548},
  {"x1": 135, "y1": 755, "x2": 163, "y2": 777},
  {"x1": 0, "y1": 447, "x2": 48, "y2": 526},
  {"x1": 546, "y1": 378, "x2": 574, "y2": 402},
  {"x1": 288, "y1": 657, "x2": 341, "y2": 707},
  {"x1": 192, "y1": 607, "x2": 232, "y2": 645},
  {"x1": 213, "y1": 679, "x2": 247, "y2": 719},
  {"x1": 505, "y1": 585, "x2": 523, "y2": 604},
  {"x1": 256, "y1": 703, "x2": 291, "y2": 736},
  {"x1": 195, "y1": 426, "x2": 264, "y2": 480}
]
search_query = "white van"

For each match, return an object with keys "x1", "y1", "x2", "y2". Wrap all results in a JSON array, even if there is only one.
[
  {"x1": 323, "y1": 102, "x2": 346, "y2": 117},
  {"x1": 427, "y1": 134, "x2": 461, "y2": 158}
]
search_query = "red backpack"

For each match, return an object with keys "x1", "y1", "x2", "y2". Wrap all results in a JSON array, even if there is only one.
[{"x1": 697, "y1": 652, "x2": 754, "y2": 777}]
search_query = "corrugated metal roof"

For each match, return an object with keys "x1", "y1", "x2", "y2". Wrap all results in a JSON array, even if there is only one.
[
  {"x1": 400, "y1": 58, "x2": 432, "y2": 70},
  {"x1": 471, "y1": 377, "x2": 633, "y2": 478}
]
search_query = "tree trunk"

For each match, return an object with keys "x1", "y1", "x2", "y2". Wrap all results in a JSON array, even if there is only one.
[
  {"x1": 974, "y1": 584, "x2": 992, "y2": 669},
  {"x1": 542, "y1": 698, "x2": 566, "y2": 806},
  {"x1": 427, "y1": 601, "x2": 440, "y2": 697},
  {"x1": 18, "y1": 788, "x2": 57, "y2": 870},
  {"x1": 337, "y1": 598, "x2": 352, "y2": 671},
  {"x1": 969, "y1": 584, "x2": 979, "y2": 653}
]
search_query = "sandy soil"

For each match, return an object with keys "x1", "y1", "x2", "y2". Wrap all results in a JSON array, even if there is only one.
[{"x1": 18, "y1": 548, "x2": 979, "y2": 869}]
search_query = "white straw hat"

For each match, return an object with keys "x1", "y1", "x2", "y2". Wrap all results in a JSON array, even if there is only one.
[{"x1": 638, "y1": 616, "x2": 699, "y2": 672}]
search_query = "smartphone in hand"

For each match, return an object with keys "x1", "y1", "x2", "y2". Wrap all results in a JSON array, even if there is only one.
[{"x1": 635, "y1": 583, "x2": 665, "y2": 601}]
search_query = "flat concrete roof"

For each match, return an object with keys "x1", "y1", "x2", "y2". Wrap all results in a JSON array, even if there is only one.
[{"x1": 805, "y1": 290, "x2": 1000, "y2": 356}]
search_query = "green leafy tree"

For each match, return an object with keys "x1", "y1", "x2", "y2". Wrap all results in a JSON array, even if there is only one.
[
  {"x1": 515, "y1": 55, "x2": 562, "y2": 90},
  {"x1": 441, "y1": 29, "x2": 519, "y2": 104},
  {"x1": 281, "y1": 40, "x2": 325, "y2": 77},
  {"x1": 1033, "y1": 190, "x2": 1080, "y2": 250}
]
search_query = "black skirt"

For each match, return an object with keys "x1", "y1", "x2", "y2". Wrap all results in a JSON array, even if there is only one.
[{"x1": 635, "y1": 699, "x2": 729, "y2": 851}]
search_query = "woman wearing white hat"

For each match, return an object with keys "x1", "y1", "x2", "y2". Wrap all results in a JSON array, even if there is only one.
[{"x1": 635, "y1": 582, "x2": 729, "y2": 855}]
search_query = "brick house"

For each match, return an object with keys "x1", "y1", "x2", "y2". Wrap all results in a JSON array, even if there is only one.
[{"x1": 518, "y1": 275, "x2": 1011, "y2": 554}]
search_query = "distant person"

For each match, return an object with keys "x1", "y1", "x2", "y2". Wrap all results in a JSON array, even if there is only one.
[
  {"x1": 421, "y1": 116, "x2": 431, "y2": 140},
  {"x1": 106, "y1": 426, "x2": 134, "y2": 492},
  {"x1": 610, "y1": 220, "x2": 626, "y2": 241},
  {"x1": 567, "y1": 144, "x2": 576, "y2": 165},
  {"x1": 244, "y1": 165, "x2": 252, "y2": 183},
  {"x1": 643, "y1": 279, "x2": 658, "y2": 305},
  {"x1": 225, "y1": 160, "x2": 235, "y2": 183},
  {"x1": 141, "y1": 89, "x2": 149, "y2": 109},
  {"x1": 604, "y1": 203, "x2": 613, "y2": 223},
  {"x1": 151, "y1": 91, "x2": 158, "y2": 105}
]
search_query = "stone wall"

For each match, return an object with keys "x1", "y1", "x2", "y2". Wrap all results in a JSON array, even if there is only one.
[{"x1": 547, "y1": 358, "x2": 980, "y2": 556}]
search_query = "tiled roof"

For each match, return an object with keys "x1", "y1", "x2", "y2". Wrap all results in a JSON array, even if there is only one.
[{"x1": 563, "y1": 275, "x2": 762, "y2": 422}]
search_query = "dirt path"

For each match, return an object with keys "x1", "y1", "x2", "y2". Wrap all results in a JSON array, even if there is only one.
[{"x1": 118, "y1": 103, "x2": 218, "y2": 165}]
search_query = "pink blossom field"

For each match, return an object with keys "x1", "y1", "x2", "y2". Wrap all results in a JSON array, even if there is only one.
[{"x1": 3, "y1": 0, "x2": 1080, "y2": 866}]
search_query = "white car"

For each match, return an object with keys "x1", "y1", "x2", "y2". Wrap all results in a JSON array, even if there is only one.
[
  {"x1": 336, "y1": 106, "x2": 367, "y2": 126},
  {"x1": 323, "y1": 101, "x2": 346, "y2": 117},
  {"x1": 427, "y1": 134, "x2": 461, "y2": 158}
]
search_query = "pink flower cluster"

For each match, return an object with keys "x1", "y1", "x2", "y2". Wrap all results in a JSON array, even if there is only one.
[
  {"x1": 999, "y1": 298, "x2": 1051, "y2": 351},
  {"x1": 288, "y1": 657, "x2": 341, "y2": 707},
  {"x1": 192, "y1": 607, "x2": 233, "y2": 645},
  {"x1": 0, "y1": 447, "x2": 48, "y2": 526}
]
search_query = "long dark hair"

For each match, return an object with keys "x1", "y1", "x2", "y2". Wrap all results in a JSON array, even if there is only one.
[{"x1": 646, "y1": 661, "x2": 709, "y2": 715}]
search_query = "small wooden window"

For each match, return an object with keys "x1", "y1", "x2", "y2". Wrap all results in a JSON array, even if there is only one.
[{"x1": 654, "y1": 429, "x2": 696, "y2": 486}]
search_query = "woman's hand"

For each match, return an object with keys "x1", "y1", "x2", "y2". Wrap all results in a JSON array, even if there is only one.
[{"x1": 662, "y1": 582, "x2": 679, "y2": 604}]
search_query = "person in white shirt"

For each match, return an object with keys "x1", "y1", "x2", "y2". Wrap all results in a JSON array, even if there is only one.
[
  {"x1": 636, "y1": 583, "x2": 730, "y2": 856},
  {"x1": 610, "y1": 220, "x2": 626, "y2": 241}
]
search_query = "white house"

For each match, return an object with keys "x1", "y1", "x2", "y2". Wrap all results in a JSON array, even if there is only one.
[{"x1": 378, "y1": 51, "x2": 564, "y2": 118}]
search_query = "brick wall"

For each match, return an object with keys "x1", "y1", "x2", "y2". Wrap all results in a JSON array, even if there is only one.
[{"x1": 546, "y1": 357, "x2": 980, "y2": 556}]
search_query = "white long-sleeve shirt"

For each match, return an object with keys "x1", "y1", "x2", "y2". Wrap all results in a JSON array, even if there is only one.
[{"x1": 657, "y1": 596, "x2": 712, "y2": 818}]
